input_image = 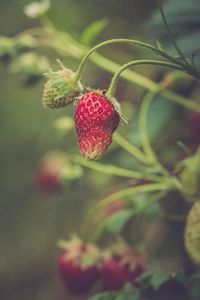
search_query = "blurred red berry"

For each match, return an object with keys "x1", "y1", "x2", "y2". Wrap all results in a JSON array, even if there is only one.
[
  {"x1": 102, "y1": 250, "x2": 146, "y2": 291},
  {"x1": 58, "y1": 237, "x2": 100, "y2": 295},
  {"x1": 36, "y1": 151, "x2": 67, "y2": 193}
]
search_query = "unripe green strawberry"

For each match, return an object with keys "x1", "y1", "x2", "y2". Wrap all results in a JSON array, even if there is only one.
[
  {"x1": 178, "y1": 148, "x2": 200, "y2": 202},
  {"x1": 184, "y1": 202, "x2": 200, "y2": 264},
  {"x1": 42, "y1": 67, "x2": 82, "y2": 109}
]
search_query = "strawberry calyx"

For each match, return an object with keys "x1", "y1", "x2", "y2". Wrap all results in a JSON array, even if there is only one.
[
  {"x1": 108, "y1": 95, "x2": 128, "y2": 124},
  {"x1": 101, "y1": 242, "x2": 146, "y2": 291},
  {"x1": 58, "y1": 236, "x2": 101, "y2": 269},
  {"x1": 44, "y1": 68, "x2": 82, "y2": 99},
  {"x1": 103, "y1": 241, "x2": 146, "y2": 271},
  {"x1": 42, "y1": 65, "x2": 83, "y2": 109}
]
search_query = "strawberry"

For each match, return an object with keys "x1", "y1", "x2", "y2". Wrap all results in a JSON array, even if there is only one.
[
  {"x1": 179, "y1": 148, "x2": 200, "y2": 202},
  {"x1": 184, "y1": 202, "x2": 200, "y2": 265},
  {"x1": 36, "y1": 151, "x2": 67, "y2": 193},
  {"x1": 75, "y1": 91, "x2": 120, "y2": 159},
  {"x1": 101, "y1": 247, "x2": 146, "y2": 291},
  {"x1": 42, "y1": 66, "x2": 82, "y2": 109},
  {"x1": 58, "y1": 237, "x2": 100, "y2": 295}
]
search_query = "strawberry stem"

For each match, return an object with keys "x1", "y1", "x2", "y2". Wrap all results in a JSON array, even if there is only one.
[
  {"x1": 74, "y1": 38, "x2": 190, "y2": 82},
  {"x1": 138, "y1": 89, "x2": 169, "y2": 176},
  {"x1": 38, "y1": 20, "x2": 200, "y2": 112},
  {"x1": 73, "y1": 154, "x2": 164, "y2": 182},
  {"x1": 113, "y1": 132, "x2": 152, "y2": 165},
  {"x1": 156, "y1": 0, "x2": 191, "y2": 70},
  {"x1": 91, "y1": 190, "x2": 165, "y2": 242},
  {"x1": 106, "y1": 59, "x2": 183, "y2": 99},
  {"x1": 82, "y1": 182, "x2": 174, "y2": 239}
]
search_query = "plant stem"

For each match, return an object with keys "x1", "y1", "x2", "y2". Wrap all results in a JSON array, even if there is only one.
[
  {"x1": 83, "y1": 182, "x2": 171, "y2": 238},
  {"x1": 139, "y1": 91, "x2": 157, "y2": 162},
  {"x1": 89, "y1": 52, "x2": 200, "y2": 112},
  {"x1": 106, "y1": 59, "x2": 182, "y2": 98},
  {"x1": 73, "y1": 154, "x2": 164, "y2": 182},
  {"x1": 138, "y1": 89, "x2": 169, "y2": 176},
  {"x1": 113, "y1": 132, "x2": 151, "y2": 165},
  {"x1": 74, "y1": 39, "x2": 167, "y2": 81},
  {"x1": 40, "y1": 21, "x2": 200, "y2": 112},
  {"x1": 157, "y1": 0, "x2": 193, "y2": 71},
  {"x1": 91, "y1": 190, "x2": 165, "y2": 242}
]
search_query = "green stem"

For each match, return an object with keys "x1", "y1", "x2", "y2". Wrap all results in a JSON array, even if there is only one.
[
  {"x1": 106, "y1": 59, "x2": 183, "y2": 98},
  {"x1": 139, "y1": 91, "x2": 157, "y2": 161},
  {"x1": 113, "y1": 132, "x2": 152, "y2": 165},
  {"x1": 138, "y1": 89, "x2": 169, "y2": 176},
  {"x1": 157, "y1": 0, "x2": 192, "y2": 70},
  {"x1": 40, "y1": 21, "x2": 200, "y2": 112},
  {"x1": 91, "y1": 190, "x2": 165, "y2": 243},
  {"x1": 90, "y1": 52, "x2": 200, "y2": 112},
  {"x1": 74, "y1": 39, "x2": 165, "y2": 81},
  {"x1": 83, "y1": 182, "x2": 171, "y2": 238},
  {"x1": 73, "y1": 154, "x2": 164, "y2": 182}
]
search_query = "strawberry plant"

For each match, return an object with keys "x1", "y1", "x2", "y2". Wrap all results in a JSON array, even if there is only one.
[{"x1": 1, "y1": 0, "x2": 200, "y2": 299}]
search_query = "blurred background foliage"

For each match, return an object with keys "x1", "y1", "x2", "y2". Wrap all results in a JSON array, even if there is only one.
[{"x1": 0, "y1": 0, "x2": 200, "y2": 300}]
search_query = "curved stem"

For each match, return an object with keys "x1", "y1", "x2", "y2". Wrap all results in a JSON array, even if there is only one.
[
  {"x1": 39, "y1": 20, "x2": 200, "y2": 112},
  {"x1": 82, "y1": 182, "x2": 170, "y2": 238},
  {"x1": 90, "y1": 53, "x2": 200, "y2": 112},
  {"x1": 106, "y1": 59, "x2": 183, "y2": 98},
  {"x1": 73, "y1": 154, "x2": 164, "y2": 182},
  {"x1": 157, "y1": 0, "x2": 191, "y2": 68},
  {"x1": 139, "y1": 91, "x2": 157, "y2": 161},
  {"x1": 74, "y1": 39, "x2": 163, "y2": 81},
  {"x1": 91, "y1": 190, "x2": 165, "y2": 242},
  {"x1": 113, "y1": 132, "x2": 152, "y2": 165},
  {"x1": 139, "y1": 90, "x2": 169, "y2": 176}
]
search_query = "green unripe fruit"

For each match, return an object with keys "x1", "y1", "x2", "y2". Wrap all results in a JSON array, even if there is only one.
[
  {"x1": 179, "y1": 148, "x2": 200, "y2": 202},
  {"x1": 42, "y1": 67, "x2": 82, "y2": 109},
  {"x1": 184, "y1": 202, "x2": 200, "y2": 264}
]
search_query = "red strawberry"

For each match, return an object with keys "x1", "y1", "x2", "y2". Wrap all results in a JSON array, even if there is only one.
[
  {"x1": 75, "y1": 91, "x2": 120, "y2": 160},
  {"x1": 58, "y1": 237, "x2": 100, "y2": 295},
  {"x1": 36, "y1": 151, "x2": 67, "y2": 193},
  {"x1": 102, "y1": 249, "x2": 146, "y2": 291}
]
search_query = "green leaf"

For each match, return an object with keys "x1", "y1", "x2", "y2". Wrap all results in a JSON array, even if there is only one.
[
  {"x1": 105, "y1": 209, "x2": 134, "y2": 234},
  {"x1": 128, "y1": 193, "x2": 160, "y2": 220},
  {"x1": 139, "y1": 270, "x2": 170, "y2": 290},
  {"x1": 88, "y1": 291, "x2": 116, "y2": 300},
  {"x1": 88, "y1": 284, "x2": 140, "y2": 300},
  {"x1": 116, "y1": 284, "x2": 140, "y2": 300},
  {"x1": 80, "y1": 19, "x2": 108, "y2": 46}
]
